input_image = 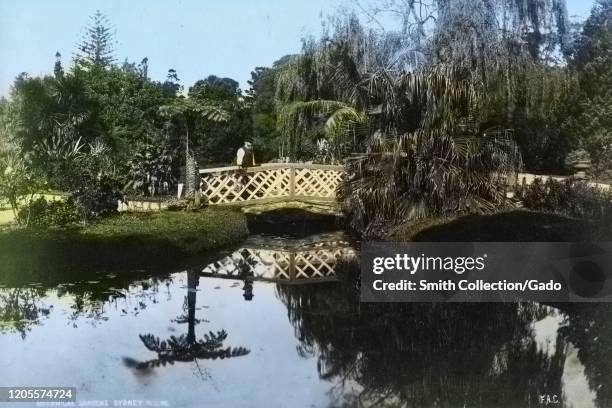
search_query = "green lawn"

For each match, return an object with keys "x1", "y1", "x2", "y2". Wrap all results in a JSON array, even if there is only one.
[
  {"x1": 0, "y1": 209, "x2": 14, "y2": 226},
  {"x1": 0, "y1": 208, "x2": 248, "y2": 282},
  {"x1": 81, "y1": 208, "x2": 249, "y2": 252}
]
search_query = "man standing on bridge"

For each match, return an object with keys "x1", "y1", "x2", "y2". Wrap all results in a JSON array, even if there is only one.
[
  {"x1": 236, "y1": 141, "x2": 255, "y2": 168},
  {"x1": 234, "y1": 141, "x2": 255, "y2": 192}
]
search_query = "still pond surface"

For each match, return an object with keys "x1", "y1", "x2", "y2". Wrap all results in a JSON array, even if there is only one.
[{"x1": 0, "y1": 220, "x2": 610, "y2": 408}]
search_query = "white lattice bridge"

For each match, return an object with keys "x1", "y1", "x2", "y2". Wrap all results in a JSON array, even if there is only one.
[{"x1": 199, "y1": 163, "x2": 344, "y2": 206}]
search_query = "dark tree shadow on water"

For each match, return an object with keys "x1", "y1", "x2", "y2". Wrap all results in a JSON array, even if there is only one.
[
  {"x1": 274, "y1": 261, "x2": 611, "y2": 408},
  {"x1": 123, "y1": 270, "x2": 249, "y2": 375}
]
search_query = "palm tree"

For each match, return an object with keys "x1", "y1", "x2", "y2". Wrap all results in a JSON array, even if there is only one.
[
  {"x1": 158, "y1": 98, "x2": 229, "y2": 198},
  {"x1": 340, "y1": 127, "x2": 519, "y2": 237}
]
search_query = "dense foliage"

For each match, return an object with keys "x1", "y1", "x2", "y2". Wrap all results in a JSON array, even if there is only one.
[
  {"x1": 0, "y1": 2, "x2": 611, "y2": 232},
  {"x1": 269, "y1": 0, "x2": 612, "y2": 235},
  {"x1": 0, "y1": 11, "x2": 241, "y2": 224},
  {"x1": 517, "y1": 178, "x2": 612, "y2": 224},
  {"x1": 566, "y1": 0, "x2": 612, "y2": 179}
]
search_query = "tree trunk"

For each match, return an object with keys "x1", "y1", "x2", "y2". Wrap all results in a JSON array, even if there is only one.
[{"x1": 186, "y1": 270, "x2": 199, "y2": 343}]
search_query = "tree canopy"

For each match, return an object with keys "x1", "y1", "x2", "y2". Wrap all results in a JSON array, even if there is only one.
[{"x1": 1, "y1": 3, "x2": 611, "y2": 229}]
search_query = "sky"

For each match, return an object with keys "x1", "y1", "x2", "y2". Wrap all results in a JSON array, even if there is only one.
[{"x1": 0, "y1": 0, "x2": 597, "y2": 98}]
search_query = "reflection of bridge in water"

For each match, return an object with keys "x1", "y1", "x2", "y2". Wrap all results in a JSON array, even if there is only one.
[{"x1": 199, "y1": 233, "x2": 356, "y2": 284}]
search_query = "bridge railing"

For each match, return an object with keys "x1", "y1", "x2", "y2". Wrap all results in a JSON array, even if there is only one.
[
  {"x1": 199, "y1": 163, "x2": 344, "y2": 205},
  {"x1": 199, "y1": 164, "x2": 612, "y2": 205}
]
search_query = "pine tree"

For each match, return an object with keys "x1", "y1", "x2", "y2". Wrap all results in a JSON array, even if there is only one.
[{"x1": 75, "y1": 10, "x2": 116, "y2": 69}]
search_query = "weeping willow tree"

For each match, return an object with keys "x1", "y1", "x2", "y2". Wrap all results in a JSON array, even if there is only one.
[
  {"x1": 429, "y1": 0, "x2": 576, "y2": 171},
  {"x1": 274, "y1": 1, "x2": 572, "y2": 235},
  {"x1": 357, "y1": 0, "x2": 570, "y2": 60},
  {"x1": 275, "y1": 15, "x2": 521, "y2": 235}
]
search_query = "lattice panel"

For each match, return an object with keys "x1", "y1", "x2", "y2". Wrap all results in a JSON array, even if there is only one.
[
  {"x1": 201, "y1": 168, "x2": 291, "y2": 204},
  {"x1": 200, "y1": 164, "x2": 344, "y2": 204},
  {"x1": 200, "y1": 248, "x2": 292, "y2": 280},
  {"x1": 294, "y1": 169, "x2": 343, "y2": 198},
  {"x1": 294, "y1": 248, "x2": 353, "y2": 279},
  {"x1": 252, "y1": 249, "x2": 292, "y2": 280},
  {"x1": 199, "y1": 246, "x2": 355, "y2": 282}
]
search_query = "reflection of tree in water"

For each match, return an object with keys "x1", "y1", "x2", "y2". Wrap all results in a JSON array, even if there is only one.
[
  {"x1": 559, "y1": 304, "x2": 612, "y2": 408},
  {"x1": 2, "y1": 265, "x2": 174, "y2": 325},
  {"x1": 125, "y1": 270, "x2": 249, "y2": 373},
  {"x1": 0, "y1": 288, "x2": 49, "y2": 338},
  {"x1": 131, "y1": 330, "x2": 250, "y2": 370},
  {"x1": 64, "y1": 276, "x2": 169, "y2": 327},
  {"x1": 276, "y1": 267, "x2": 571, "y2": 407}
]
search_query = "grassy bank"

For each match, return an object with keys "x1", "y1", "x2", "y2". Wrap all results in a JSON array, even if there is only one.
[
  {"x1": 0, "y1": 208, "x2": 248, "y2": 283},
  {"x1": 81, "y1": 208, "x2": 248, "y2": 253},
  {"x1": 388, "y1": 210, "x2": 596, "y2": 242}
]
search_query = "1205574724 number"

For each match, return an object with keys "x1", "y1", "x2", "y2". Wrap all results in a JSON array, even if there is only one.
[{"x1": 0, "y1": 387, "x2": 76, "y2": 402}]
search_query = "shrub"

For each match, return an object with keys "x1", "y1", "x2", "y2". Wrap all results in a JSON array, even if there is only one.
[
  {"x1": 49, "y1": 199, "x2": 78, "y2": 226},
  {"x1": 124, "y1": 142, "x2": 178, "y2": 197},
  {"x1": 16, "y1": 197, "x2": 47, "y2": 227},
  {"x1": 71, "y1": 173, "x2": 122, "y2": 221},
  {"x1": 36, "y1": 138, "x2": 124, "y2": 222},
  {"x1": 516, "y1": 178, "x2": 612, "y2": 222},
  {"x1": 164, "y1": 197, "x2": 207, "y2": 211},
  {"x1": 17, "y1": 197, "x2": 77, "y2": 228},
  {"x1": 0, "y1": 151, "x2": 46, "y2": 225}
]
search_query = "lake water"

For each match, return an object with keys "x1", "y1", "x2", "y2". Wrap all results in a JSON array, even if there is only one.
[{"x1": 0, "y1": 222, "x2": 610, "y2": 407}]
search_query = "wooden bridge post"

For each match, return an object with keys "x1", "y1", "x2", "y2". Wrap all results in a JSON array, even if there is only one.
[
  {"x1": 288, "y1": 252, "x2": 296, "y2": 281},
  {"x1": 289, "y1": 166, "x2": 296, "y2": 199}
]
